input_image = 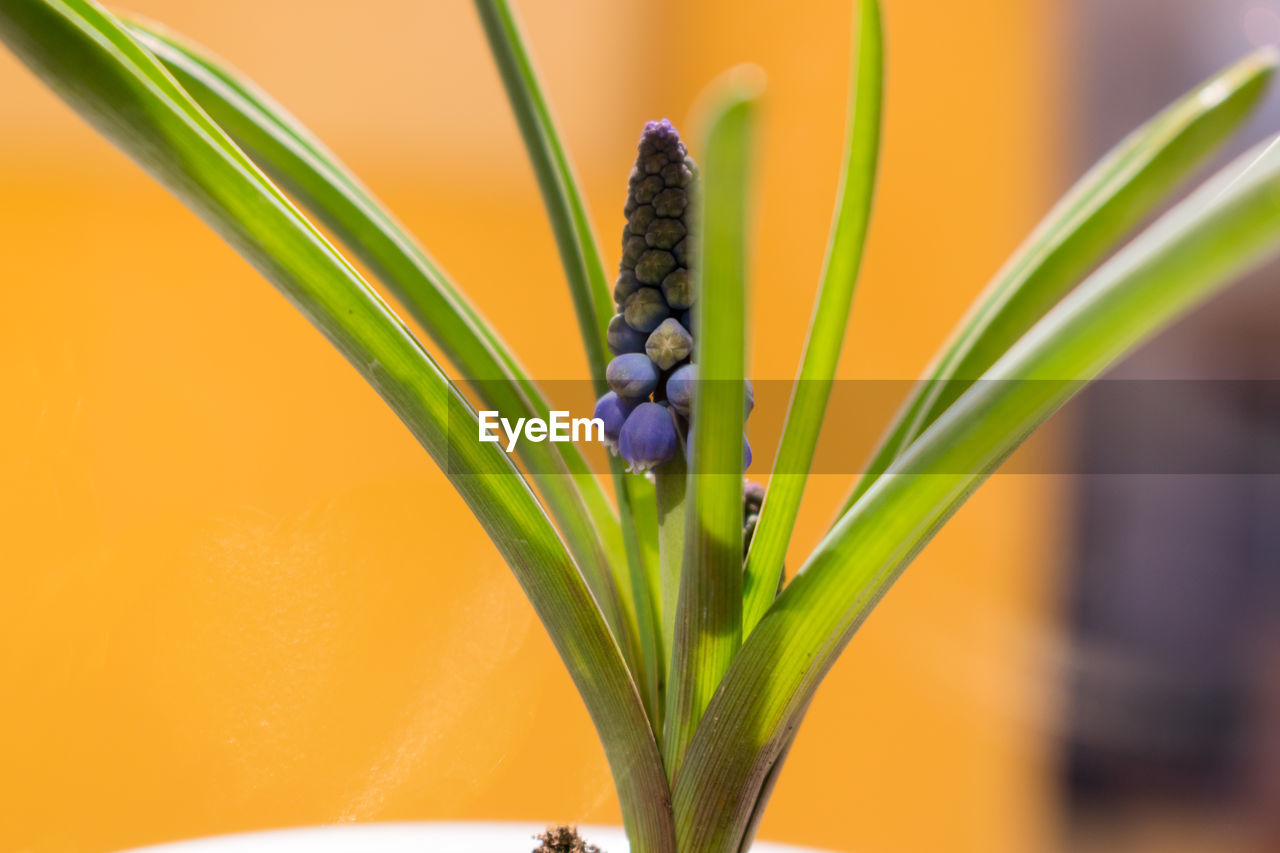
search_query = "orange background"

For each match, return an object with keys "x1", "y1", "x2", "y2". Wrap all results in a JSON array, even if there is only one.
[{"x1": 0, "y1": 1, "x2": 1066, "y2": 851}]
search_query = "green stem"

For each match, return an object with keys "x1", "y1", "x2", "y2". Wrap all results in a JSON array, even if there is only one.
[
  {"x1": 653, "y1": 453, "x2": 688, "y2": 693},
  {"x1": 613, "y1": 462, "x2": 664, "y2": 728}
]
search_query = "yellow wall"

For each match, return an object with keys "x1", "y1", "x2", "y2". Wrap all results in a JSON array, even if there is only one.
[{"x1": 0, "y1": 1, "x2": 1065, "y2": 851}]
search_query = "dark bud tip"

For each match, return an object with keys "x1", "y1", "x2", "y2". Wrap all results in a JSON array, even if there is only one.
[
  {"x1": 645, "y1": 217, "x2": 686, "y2": 250},
  {"x1": 635, "y1": 249, "x2": 677, "y2": 285},
  {"x1": 634, "y1": 174, "x2": 664, "y2": 205},
  {"x1": 628, "y1": 204, "x2": 656, "y2": 236},
  {"x1": 624, "y1": 287, "x2": 670, "y2": 332},
  {"x1": 613, "y1": 269, "x2": 641, "y2": 305},
  {"x1": 661, "y1": 268, "x2": 694, "y2": 310},
  {"x1": 673, "y1": 238, "x2": 690, "y2": 267},
  {"x1": 653, "y1": 187, "x2": 688, "y2": 218},
  {"x1": 622, "y1": 233, "x2": 647, "y2": 266}
]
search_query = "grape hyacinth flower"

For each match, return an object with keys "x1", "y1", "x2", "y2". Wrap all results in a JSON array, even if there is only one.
[
  {"x1": 607, "y1": 314, "x2": 648, "y2": 355},
  {"x1": 606, "y1": 352, "x2": 659, "y2": 399},
  {"x1": 595, "y1": 119, "x2": 755, "y2": 475},
  {"x1": 593, "y1": 391, "x2": 636, "y2": 453},
  {"x1": 618, "y1": 402, "x2": 680, "y2": 473},
  {"x1": 665, "y1": 363, "x2": 696, "y2": 416}
]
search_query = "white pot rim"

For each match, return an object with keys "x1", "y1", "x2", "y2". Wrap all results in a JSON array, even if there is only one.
[{"x1": 116, "y1": 821, "x2": 841, "y2": 853}]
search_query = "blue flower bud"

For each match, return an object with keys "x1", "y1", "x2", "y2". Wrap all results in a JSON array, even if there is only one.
[
  {"x1": 664, "y1": 364, "x2": 752, "y2": 419},
  {"x1": 593, "y1": 391, "x2": 636, "y2": 452},
  {"x1": 666, "y1": 363, "x2": 696, "y2": 416},
  {"x1": 606, "y1": 352, "x2": 660, "y2": 399},
  {"x1": 618, "y1": 402, "x2": 679, "y2": 473},
  {"x1": 645, "y1": 317, "x2": 693, "y2": 370},
  {"x1": 608, "y1": 314, "x2": 648, "y2": 355}
]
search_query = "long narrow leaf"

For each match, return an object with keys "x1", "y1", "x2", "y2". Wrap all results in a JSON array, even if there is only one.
[
  {"x1": 742, "y1": 0, "x2": 883, "y2": 633},
  {"x1": 471, "y1": 0, "x2": 613, "y2": 388},
  {"x1": 663, "y1": 68, "x2": 761, "y2": 778},
  {"x1": 122, "y1": 18, "x2": 644, "y2": 683},
  {"x1": 673, "y1": 136, "x2": 1280, "y2": 853},
  {"x1": 472, "y1": 0, "x2": 661, "y2": 701},
  {"x1": 836, "y1": 47, "x2": 1277, "y2": 518},
  {"x1": 0, "y1": 2, "x2": 675, "y2": 848}
]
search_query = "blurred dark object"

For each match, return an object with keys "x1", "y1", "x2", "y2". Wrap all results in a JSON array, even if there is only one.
[{"x1": 1066, "y1": 1, "x2": 1280, "y2": 850}]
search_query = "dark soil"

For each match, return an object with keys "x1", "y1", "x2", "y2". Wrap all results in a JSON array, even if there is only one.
[{"x1": 532, "y1": 825, "x2": 603, "y2": 853}]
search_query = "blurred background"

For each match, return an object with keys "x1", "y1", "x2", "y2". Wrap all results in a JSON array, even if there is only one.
[{"x1": 0, "y1": 1, "x2": 1276, "y2": 851}]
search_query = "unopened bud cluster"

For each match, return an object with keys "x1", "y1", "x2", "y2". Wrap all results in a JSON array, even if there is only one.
[{"x1": 594, "y1": 119, "x2": 754, "y2": 473}]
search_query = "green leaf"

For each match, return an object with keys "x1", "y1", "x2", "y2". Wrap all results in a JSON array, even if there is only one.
[
  {"x1": 122, "y1": 17, "x2": 645, "y2": 694},
  {"x1": 672, "y1": 135, "x2": 1280, "y2": 853},
  {"x1": 614, "y1": 465, "x2": 665, "y2": 724},
  {"x1": 742, "y1": 0, "x2": 883, "y2": 634},
  {"x1": 471, "y1": 0, "x2": 613, "y2": 390},
  {"x1": 662, "y1": 67, "x2": 762, "y2": 779},
  {"x1": 836, "y1": 46, "x2": 1277, "y2": 518},
  {"x1": 0, "y1": 2, "x2": 674, "y2": 848},
  {"x1": 472, "y1": 0, "x2": 662, "y2": 703},
  {"x1": 654, "y1": 454, "x2": 686, "y2": 691}
]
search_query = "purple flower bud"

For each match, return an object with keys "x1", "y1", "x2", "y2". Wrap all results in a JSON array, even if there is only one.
[
  {"x1": 645, "y1": 317, "x2": 693, "y2": 370},
  {"x1": 593, "y1": 391, "x2": 637, "y2": 452},
  {"x1": 605, "y1": 119, "x2": 705, "y2": 479},
  {"x1": 618, "y1": 402, "x2": 680, "y2": 473},
  {"x1": 666, "y1": 363, "x2": 696, "y2": 416},
  {"x1": 743, "y1": 480, "x2": 766, "y2": 511},
  {"x1": 606, "y1": 352, "x2": 659, "y2": 399},
  {"x1": 665, "y1": 364, "x2": 754, "y2": 420},
  {"x1": 608, "y1": 314, "x2": 648, "y2": 355}
]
